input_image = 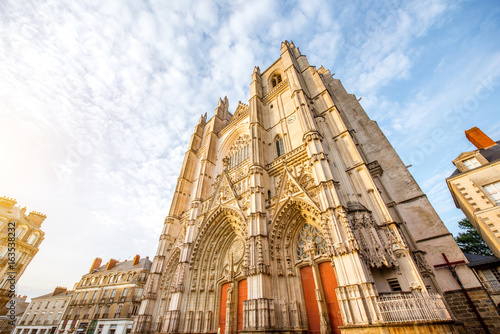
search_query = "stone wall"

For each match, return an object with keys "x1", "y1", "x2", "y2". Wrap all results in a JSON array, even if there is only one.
[{"x1": 444, "y1": 288, "x2": 500, "y2": 333}]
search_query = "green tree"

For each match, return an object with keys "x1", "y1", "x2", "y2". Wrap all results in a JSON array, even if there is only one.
[{"x1": 455, "y1": 218, "x2": 494, "y2": 256}]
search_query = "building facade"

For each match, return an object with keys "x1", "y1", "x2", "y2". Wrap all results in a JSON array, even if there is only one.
[
  {"x1": 464, "y1": 253, "x2": 500, "y2": 308},
  {"x1": 0, "y1": 295, "x2": 29, "y2": 334},
  {"x1": 15, "y1": 287, "x2": 72, "y2": 334},
  {"x1": 133, "y1": 42, "x2": 500, "y2": 334},
  {"x1": 447, "y1": 127, "x2": 500, "y2": 257},
  {"x1": 0, "y1": 196, "x2": 46, "y2": 310},
  {"x1": 59, "y1": 256, "x2": 151, "y2": 334}
]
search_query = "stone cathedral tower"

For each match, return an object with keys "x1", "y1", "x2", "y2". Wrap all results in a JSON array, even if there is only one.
[{"x1": 132, "y1": 42, "x2": 500, "y2": 334}]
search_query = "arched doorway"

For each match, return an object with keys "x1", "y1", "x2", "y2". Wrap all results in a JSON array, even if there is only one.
[
  {"x1": 218, "y1": 278, "x2": 247, "y2": 334},
  {"x1": 297, "y1": 223, "x2": 342, "y2": 334}
]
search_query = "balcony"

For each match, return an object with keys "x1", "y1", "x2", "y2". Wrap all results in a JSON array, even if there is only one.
[
  {"x1": 377, "y1": 292, "x2": 451, "y2": 323},
  {"x1": 482, "y1": 280, "x2": 500, "y2": 294}
]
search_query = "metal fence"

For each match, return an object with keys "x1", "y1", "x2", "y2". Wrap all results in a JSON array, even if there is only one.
[{"x1": 377, "y1": 291, "x2": 451, "y2": 323}]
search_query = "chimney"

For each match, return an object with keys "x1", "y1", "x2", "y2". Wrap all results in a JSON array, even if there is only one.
[
  {"x1": 28, "y1": 211, "x2": 47, "y2": 227},
  {"x1": 89, "y1": 258, "x2": 102, "y2": 272},
  {"x1": 132, "y1": 255, "x2": 140, "y2": 266},
  {"x1": 106, "y1": 258, "x2": 118, "y2": 270},
  {"x1": 465, "y1": 127, "x2": 497, "y2": 149},
  {"x1": 53, "y1": 286, "x2": 67, "y2": 296}
]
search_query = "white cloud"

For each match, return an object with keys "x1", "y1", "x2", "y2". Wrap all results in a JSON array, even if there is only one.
[{"x1": 0, "y1": 0, "x2": 498, "y2": 299}]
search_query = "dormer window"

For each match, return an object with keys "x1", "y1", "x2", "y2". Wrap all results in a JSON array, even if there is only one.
[
  {"x1": 463, "y1": 157, "x2": 481, "y2": 170},
  {"x1": 271, "y1": 73, "x2": 282, "y2": 88},
  {"x1": 275, "y1": 135, "x2": 285, "y2": 157}
]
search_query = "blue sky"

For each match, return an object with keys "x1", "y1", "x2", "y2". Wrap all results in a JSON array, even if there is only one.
[{"x1": 1, "y1": 0, "x2": 499, "y2": 299}]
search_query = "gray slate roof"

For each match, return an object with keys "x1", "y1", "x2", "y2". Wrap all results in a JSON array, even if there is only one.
[
  {"x1": 464, "y1": 252, "x2": 500, "y2": 268},
  {"x1": 450, "y1": 140, "x2": 500, "y2": 177}
]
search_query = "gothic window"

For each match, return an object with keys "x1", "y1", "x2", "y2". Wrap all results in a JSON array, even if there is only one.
[
  {"x1": 296, "y1": 223, "x2": 327, "y2": 260},
  {"x1": 271, "y1": 73, "x2": 282, "y2": 88},
  {"x1": 275, "y1": 135, "x2": 285, "y2": 158},
  {"x1": 226, "y1": 135, "x2": 250, "y2": 169}
]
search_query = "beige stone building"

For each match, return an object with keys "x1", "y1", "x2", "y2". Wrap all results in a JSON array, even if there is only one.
[
  {"x1": 133, "y1": 42, "x2": 500, "y2": 334},
  {"x1": 0, "y1": 196, "x2": 46, "y2": 311},
  {"x1": 0, "y1": 295, "x2": 29, "y2": 334},
  {"x1": 15, "y1": 287, "x2": 73, "y2": 334},
  {"x1": 447, "y1": 127, "x2": 500, "y2": 257},
  {"x1": 59, "y1": 256, "x2": 151, "y2": 334}
]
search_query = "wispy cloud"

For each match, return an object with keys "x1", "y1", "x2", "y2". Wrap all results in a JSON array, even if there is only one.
[{"x1": 0, "y1": 0, "x2": 499, "y2": 297}]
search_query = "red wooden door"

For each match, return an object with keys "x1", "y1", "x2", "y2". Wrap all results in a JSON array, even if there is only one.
[
  {"x1": 237, "y1": 279, "x2": 247, "y2": 331},
  {"x1": 300, "y1": 266, "x2": 321, "y2": 334},
  {"x1": 319, "y1": 262, "x2": 342, "y2": 334},
  {"x1": 219, "y1": 283, "x2": 230, "y2": 334}
]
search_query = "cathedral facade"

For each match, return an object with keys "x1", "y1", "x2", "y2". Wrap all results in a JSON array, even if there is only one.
[{"x1": 133, "y1": 42, "x2": 500, "y2": 334}]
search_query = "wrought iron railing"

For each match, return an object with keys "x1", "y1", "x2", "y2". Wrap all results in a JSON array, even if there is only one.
[{"x1": 377, "y1": 292, "x2": 451, "y2": 323}]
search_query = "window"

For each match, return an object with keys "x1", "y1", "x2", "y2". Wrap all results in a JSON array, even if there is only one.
[
  {"x1": 484, "y1": 181, "x2": 500, "y2": 205},
  {"x1": 91, "y1": 291, "x2": 97, "y2": 303},
  {"x1": 27, "y1": 234, "x2": 37, "y2": 244},
  {"x1": 114, "y1": 304, "x2": 122, "y2": 318},
  {"x1": 15, "y1": 227, "x2": 26, "y2": 238},
  {"x1": 110, "y1": 289, "x2": 116, "y2": 298},
  {"x1": 131, "y1": 305, "x2": 139, "y2": 316},
  {"x1": 53, "y1": 301, "x2": 57, "y2": 309},
  {"x1": 83, "y1": 308, "x2": 90, "y2": 319},
  {"x1": 271, "y1": 73, "x2": 282, "y2": 87},
  {"x1": 75, "y1": 307, "x2": 82, "y2": 319},
  {"x1": 82, "y1": 292, "x2": 89, "y2": 303},
  {"x1": 226, "y1": 135, "x2": 250, "y2": 169},
  {"x1": 135, "y1": 287, "x2": 143, "y2": 300},
  {"x1": 102, "y1": 290, "x2": 109, "y2": 299},
  {"x1": 387, "y1": 277, "x2": 402, "y2": 291},
  {"x1": 44, "y1": 301, "x2": 49, "y2": 309},
  {"x1": 121, "y1": 288, "x2": 128, "y2": 297},
  {"x1": 463, "y1": 157, "x2": 481, "y2": 170},
  {"x1": 103, "y1": 305, "x2": 110, "y2": 318},
  {"x1": 275, "y1": 136, "x2": 285, "y2": 157},
  {"x1": 95, "y1": 306, "x2": 102, "y2": 319},
  {"x1": 67, "y1": 308, "x2": 73, "y2": 319},
  {"x1": 492, "y1": 267, "x2": 500, "y2": 282}
]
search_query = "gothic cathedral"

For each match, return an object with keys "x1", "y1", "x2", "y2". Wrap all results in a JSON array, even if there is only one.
[{"x1": 132, "y1": 42, "x2": 500, "y2": 334}]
